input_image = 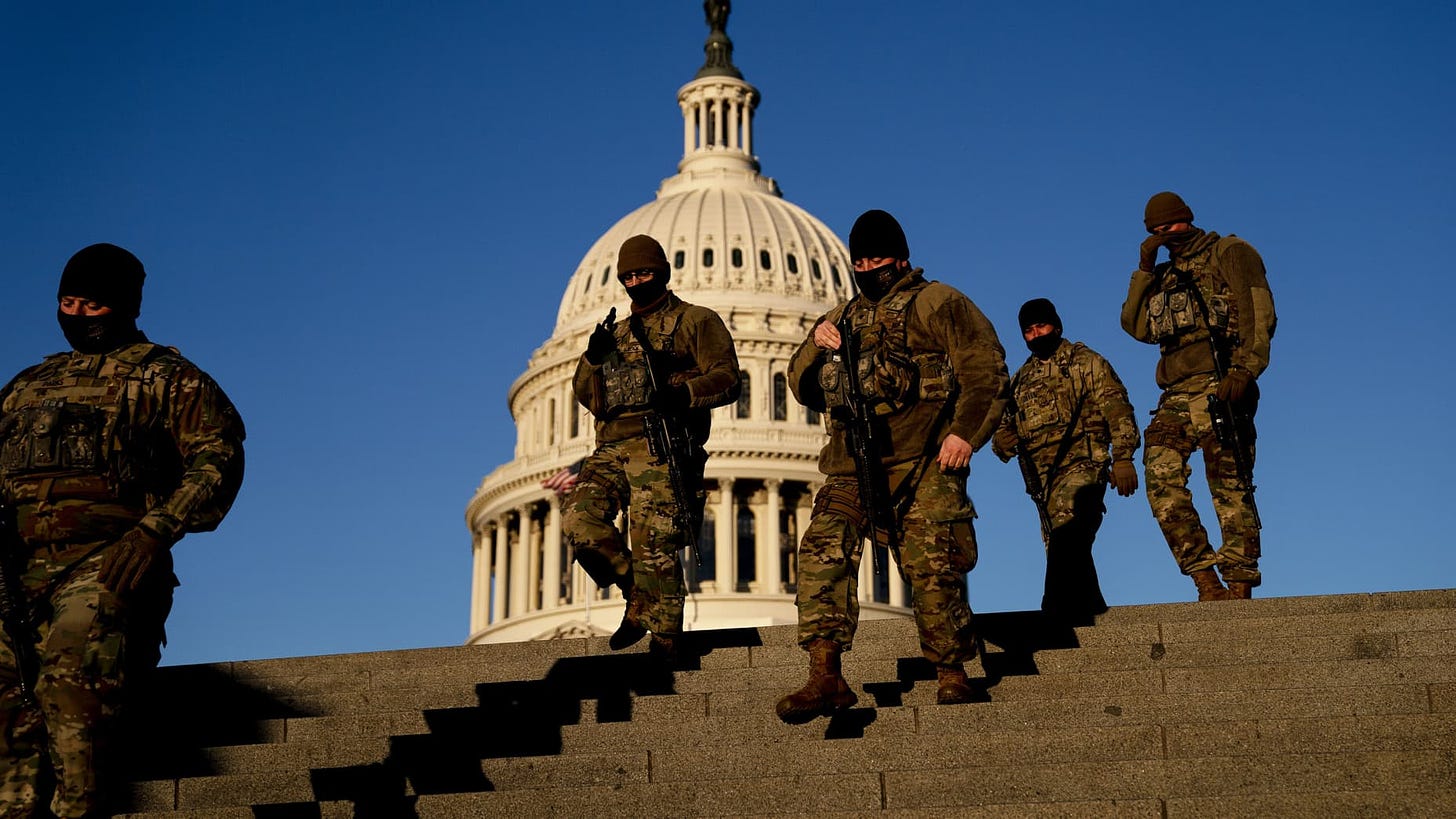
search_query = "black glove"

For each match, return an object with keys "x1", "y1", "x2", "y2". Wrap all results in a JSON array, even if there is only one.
[
  {"x1": 1216, "y1": 368, "x2": 1254, "y2": 403},
  {"x1": 1110, "y1": 460, "x2": 1139, "y2": 497},
  {"x1": 98, "y1": 527, "x2": 169, "y2": 594},
  {"x1": 656, "y1": 383, "x2": 692, "y2": 414},
  {"x1": 585, "y1": 322, "x2": 616, "y2": 365},
  {"x1": 992, "y1": 425, "x2": 1018, "y2": 460},
  {"x1": 1139, "y1": 234, "x2": 1170, "y2": 272}
]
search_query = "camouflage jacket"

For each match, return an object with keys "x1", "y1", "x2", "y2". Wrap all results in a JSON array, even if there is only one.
[
  {"x1": 573, "y1": 291, "x2": 741, "y2": 444},
  {"x1": 788, "y1": 269, "x2": 1010, "y2": 476},
  {"x1": 0, "y1": 338, "x2": 246, "y2": 546},
  {"x1": 1121, "y1": 229, "x2": 1276, "y2": 389},
  {"x1": 992, "y1": 338, "x2": 1139, "y2": 471}
]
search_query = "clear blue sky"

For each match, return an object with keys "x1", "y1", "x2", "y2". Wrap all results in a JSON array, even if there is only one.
[{"x1": 2, "y1": 2, "x2": 1451, "y2": 666}]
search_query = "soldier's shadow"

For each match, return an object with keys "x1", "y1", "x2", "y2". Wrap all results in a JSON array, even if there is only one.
[
  {"x1": 859, "y1": 610, "x2": 1083, "y2": 711},
  {"x1": 309, "y1": 627, "x2": 762, "y2": 817}
]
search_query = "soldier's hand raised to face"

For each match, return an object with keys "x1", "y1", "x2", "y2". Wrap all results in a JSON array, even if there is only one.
[
  {"x1": 937, "y1": 433, "x2": 972, "y2": 472},
  {"x1": 1139, "y1": 234, "x2": 1170, "y2": 272},
  {"x1": 1110, "y1": 460, "x2": 1139, "y2": 497},
  {"x1": 98, "y1": 527, "x2": 169, "y2": 594}
]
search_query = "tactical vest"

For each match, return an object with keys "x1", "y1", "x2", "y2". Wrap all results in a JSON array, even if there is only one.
[
  {"x1": 602, "y1": 312, "x2": 685, "y2": 412},
  {"x1": 1012, "y1": 344, "x2": 1110, "y2": 463},
  {"x1": 1146, "y1": 239, "x2": 1237, "y2": 345},
  {"x1": 818, "y1": 283, "x2": 954, "y2": 415},
  {"x1": 0, "y1": 343, "x2": 169, "y2": 505}
]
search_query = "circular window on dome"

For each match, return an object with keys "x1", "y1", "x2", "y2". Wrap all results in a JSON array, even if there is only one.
[
  {"x1": 811, "y1": 259, "x2": 822, "y2": 279},
  {"x1": 601, "y1": 266, "x2": 611, "y2": 286},
  {"x1": 787, "y1": 254, "x2": 799, "y2": 274},
  {"x1": 674, "y1": 251, "x2": 685, "y2": 270},
  {"x1": 703, "y1": 248, "x2": 715, "y2": 268},
  {"x1": 830, "y1": 264, "x2": 842, "y2": 287},
  {"x1": 759, "y1": 250, "x2": 772, "y2": 270},
  {"x1": 731, "y1": 248, "x2": 743, "y2": 268}
]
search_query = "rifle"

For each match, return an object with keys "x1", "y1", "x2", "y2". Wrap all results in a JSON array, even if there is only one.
[
  {"x1": 1177, "y1": 269, "x2": 1262, "y2": 529},
  {"x1": 625, "y1": 313, "x2": 703, "y2": 567},
  {"x1": 0, "y1": 503, "x2": 40, "y2": 708},
  {"x1": 832, "y1": 312, "x2": 901, "y2": 574},
  {"x1": 1004, "y1": 405, "x2": 1053, "y2": 545}
]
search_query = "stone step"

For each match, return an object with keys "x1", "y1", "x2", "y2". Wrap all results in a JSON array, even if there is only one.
[
  {"x1": 144, "y1": 590, "x2": 1456, "y2": 706},
  {"x1": 126, "y1": 646, "x2": 1456, "y2": 764},
  {"x1": 1165, "y1": 790, "x2": 1456, "y2": 818},
  {"x1": 113, "y1": 590, "x2": 1456, "y2": 815},
  {"x1": 124, "y1": 707, "x2": 1456, "y2": 811},
  {"x1": 134, "y1": 626, "x2": 1456, "y2": 738},
  {"x1": 136, "y1": 750, "x2": 1451, "y2": 817},
  {"x1": 560, "y1": 687, "x2": 1447, "y2": 750}
]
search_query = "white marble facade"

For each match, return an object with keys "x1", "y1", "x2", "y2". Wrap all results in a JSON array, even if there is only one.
[{"x1": 464, "y1": 22, "x2": 912, "y2": 645}]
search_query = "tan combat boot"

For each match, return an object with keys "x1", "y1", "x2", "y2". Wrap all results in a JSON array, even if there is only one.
[
  {"x1": 775, "y1": 638, "x2": 858, "y2": 724},
  {"x1": 936, "y1": 664, "x2": 975, "y2": 705},
  {"x1": 1191, "y1": 569, "x2": 1229, "y2": 602},
  {"x1": 1226, "y1": 581, "x2": 1253, "y2": 600}
]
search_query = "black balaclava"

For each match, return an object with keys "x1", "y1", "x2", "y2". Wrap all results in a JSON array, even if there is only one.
[
  {"x1": 1018, "y1": 298, "x2": 1063, "y2": 360},
  {"x1": 616, "y1": 234, "x2": 671, "y2": 307},
  {"x1": 848, "y1": 209, "x2": 910, "y2": 301},
  {"x1": 56, "y1": 243, "x2": 146, "y2": 354}
]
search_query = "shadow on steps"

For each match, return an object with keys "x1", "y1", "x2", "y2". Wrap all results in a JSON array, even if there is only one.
[
  {"x1": 856, "y1": 609, "x2": 1081, "y2": 710},
  {"x1": 121, "y1": 613, "x2": 1081, "y2": 815},
  {"x1": 307, "y1": 626, "x2": 765, "y2": 815}
]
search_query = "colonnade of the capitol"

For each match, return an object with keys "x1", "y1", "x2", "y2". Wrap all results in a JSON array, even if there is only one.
[{"x1": 468, "y1": 475, "x2": 912, "y2": 642}]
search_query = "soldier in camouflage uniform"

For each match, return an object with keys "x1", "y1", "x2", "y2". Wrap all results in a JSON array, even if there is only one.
[
  {"x1": 565, "y1": 235, "x2": 741, "y2": 659},
  {"x1": 776, "y1": 210, "x2": 1009, "y2": 722},
  {"x1": 992, "y1": 299, "x2": 1140, "y2": 621},
  {"x1": 1121, "y1": 192, "x2": 1275, "y2": 601},
  {"x1": 0, "y1": 244, "x2": 245, "y2": 817}
]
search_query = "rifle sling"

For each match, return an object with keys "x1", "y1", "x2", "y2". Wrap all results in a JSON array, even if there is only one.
[{"x1": 1010, "y1": 369, "x2": 1086, "y2": 498}]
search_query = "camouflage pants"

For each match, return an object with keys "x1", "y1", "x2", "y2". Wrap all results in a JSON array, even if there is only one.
[
  {"x1": 562, "y1": 435, "x2": 704, "y2": 636},
  {"x1": 1143, "y1": 378, "x2": 1261, "y2": 584},
  {"x1": 0, "y1": 542, "x2": 170, "y2": 818},
  {"x1": 795, "y1": 464, "x2": 978, "y2": 666},
  {"x1": 1037, "y1": 461, "x2": 1109, "y2": 619}
]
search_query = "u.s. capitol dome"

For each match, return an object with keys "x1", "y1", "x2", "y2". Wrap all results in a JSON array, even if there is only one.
[{"x1": 465, "y1": 7, "x2": 913, "y2": 643}]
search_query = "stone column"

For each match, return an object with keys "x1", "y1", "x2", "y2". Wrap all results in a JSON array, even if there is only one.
[
  {"x1": 491, "y1": 517, "x2": 508, "y2": 623},
  {"x1": 526, "y1": 503, "x2": 543, "y2": 611},
  {"x1": 543, "y1": 497, "x2": 563, "y2": 609},
  {"x1": 761, "y1": 479, "x2": 782, "y2": 593},
  {"x1": 888, "y1": 549, "x2": 907, "y2": 608},
  {"x1": 469, "y1": 537, "x2": 484, "y2": 634},
  {"x1": 857, "y1": 537, "x2": 873, "y2": 604},
  {"x1": 682, "y1": 100, "x2": 693, "y2": 156},
  {"x1": 743, "y1": 93, "x2": 753, "y2": 155},
  {"x1": 794, "y1": 486, "x2": 812, "y2": 547},
  {"x1": 509, "y1": 509, "x2": 529, "y2": 616},
  {"x1": 728, "y1": 97, "x2": 740, "y2": 150},
  {"x1": 716, "y1": 477, "x2": 734, "y2": 592}
]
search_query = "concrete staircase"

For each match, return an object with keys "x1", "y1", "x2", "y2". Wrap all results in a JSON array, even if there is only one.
[{"x1": 116, "y1": 589, "x2": 1456, "y2": 817}]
